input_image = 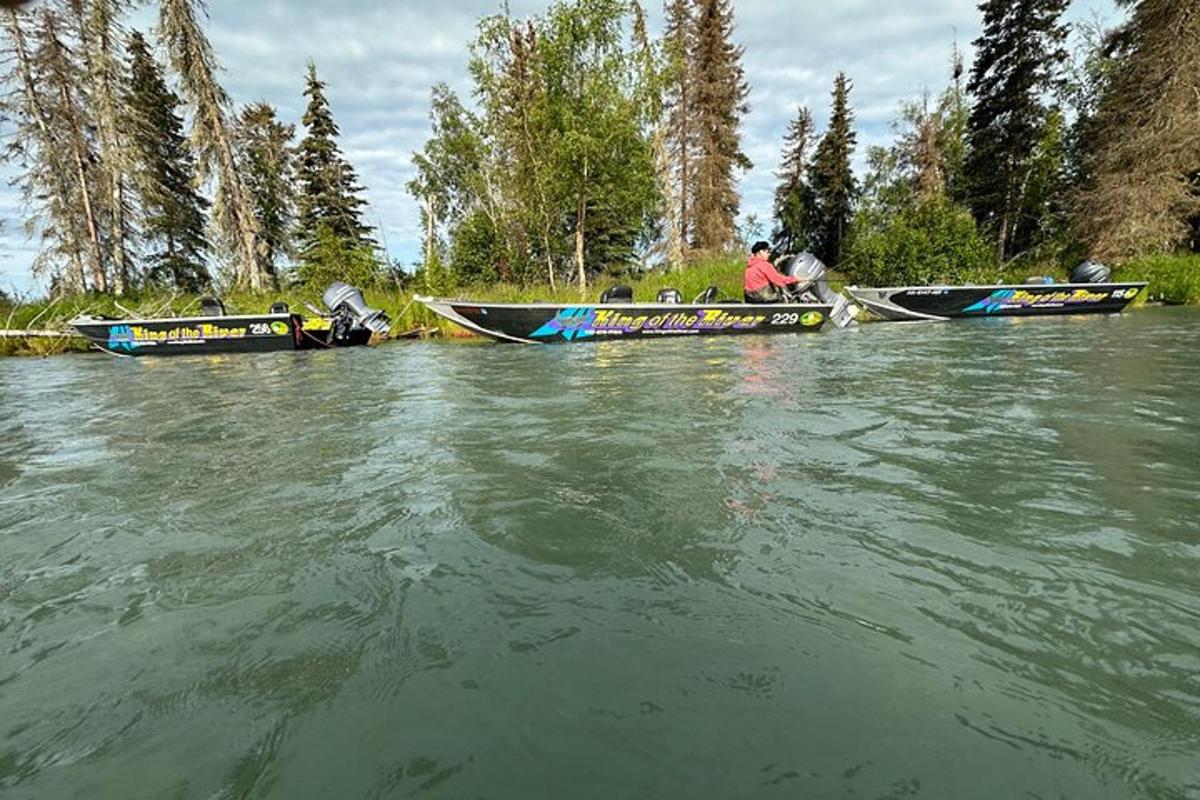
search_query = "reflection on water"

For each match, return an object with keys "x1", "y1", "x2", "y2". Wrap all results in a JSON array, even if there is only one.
[{"x1": 1, "y1": 308, "x2": 1198, "y2": 799}]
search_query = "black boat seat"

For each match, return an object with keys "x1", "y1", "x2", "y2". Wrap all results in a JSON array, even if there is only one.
[
  {"x1": 200, "y1": 296, "x2": 226, "y2": 317},
  {"x1": 693, "y1": 285, "x2": 720, "y2": 304},
  {"x1": 270, "y1": 302, "x2": 289, "y2": 314},
  {"x1": 657, "y1": 288, "x2": 682, "y2": 304},
  {"x1": 600, "y1": 285, "x2": 633, "y2": 304}
]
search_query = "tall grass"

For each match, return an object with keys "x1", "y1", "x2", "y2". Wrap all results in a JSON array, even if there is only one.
[{"x1": 1114, "y1": 253, "x2": 1200, "y2": 305}]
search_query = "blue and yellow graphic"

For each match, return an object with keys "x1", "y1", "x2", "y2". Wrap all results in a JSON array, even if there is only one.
[
  {"x1": 106, "y1": 325, "x2": 140, "y2": 351},
  {"x1": 531, "y1": 306, "x2": 771, "y2": 340},
  {"x1": 531, "y1": 307, "x2": 597, "y2": 341},
  {"x1": 964, "y1": 288, "x2": 1109, "y2": 314}
]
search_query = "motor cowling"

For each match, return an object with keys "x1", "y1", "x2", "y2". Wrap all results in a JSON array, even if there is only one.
[
  {"x1": 600, "y1": 285, "x2": 634, "y2": 304},
  {"x1": 322, "y1": 282, "x2": 391, "y2": 336},
  {"x1": 779, "y1": 252, "x2": 858, "y2": 328},
  {"x1": 1070, "y1": 260, "x2": 1112, "y2": 284}
]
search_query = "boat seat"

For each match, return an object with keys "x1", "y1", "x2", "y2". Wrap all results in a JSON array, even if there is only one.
[
  {"x1": 657, "y1": 288, "x2": 682, "y2": 304},
  {"x1": 200, "y1": 296, "x2": 226, "y2": 317},
  {"x1": 270, "y1": 302, "x2": 289, "y2": 314},
  {"x1": 600, "y1": 285, "x2": 633, "y2": 304}
]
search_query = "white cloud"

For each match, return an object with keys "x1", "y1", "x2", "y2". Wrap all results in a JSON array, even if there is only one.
[{"x1": 0, "y1": 0, "x2": 1122, "y2": 293}]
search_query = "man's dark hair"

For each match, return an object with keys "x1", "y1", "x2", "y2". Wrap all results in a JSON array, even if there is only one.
[{"x1": 751, "y1": 240, "x2": 771, "y2": 255}]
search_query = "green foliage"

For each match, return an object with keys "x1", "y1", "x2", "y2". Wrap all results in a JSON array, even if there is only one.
[
  {"x1": 235, "y1": 101, "x2": 295, "y2": 276},
  {"x1": 294, "y1": 224, "x2": 386, "y2": 291},
  {"x1": 772, "y1": 105, "x2": 815, "y2": 255},
  {"x1": 296, "y1": 61, "x2": 374, "y2": 261},
  {"x1": 688, "y1": 0, "x2": 752, "y2": 253},
  {"x1": 428, "y1": 0, "x2": 660, "y2": 286},
  {"x1": 449, "y1": 210, "x2": 505, "y2": 284},
  {"x1": 1115, "y1": 253, "x2": 1200, "y2": 305},
  {"x1": 125, "y1": 30, "x2": 210, "y2": 292},
  {"x1": 809, "y1": 73, "x2": 857, "y2": 266},
  {"x1": 964, "y1": 0, "x2": 1069, "y2": 261},
  {"x1": 845, "y1": 196, "x2": 995, "y2": 286}
]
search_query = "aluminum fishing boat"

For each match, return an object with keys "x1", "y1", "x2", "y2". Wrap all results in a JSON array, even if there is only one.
[
  {"x1": 846, "y1": 262, "x2": 1146, "y2": 322},
  {"x1": 417, "y1": 252, "x2": 861, "y2": 344},
  {"x1": 70, "y1": 282, "x2": 391, "y2": 356},
  {"x1": 417, "y1": 292, "x2": 832, "y2": 344}
]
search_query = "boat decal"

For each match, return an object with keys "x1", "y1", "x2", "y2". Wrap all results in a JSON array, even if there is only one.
[
  {"x1": 105, "y1": 322, "x2": 253, "y2": 347},
  {"x1": 531, "y1": 307, "x2": 777, "y2": 340},
  {"x1": 106, "y1": 325, "x2": 141, "y2": 352},
  {"x1": 963, "y1": 288, "x2": 1111, "y2": 314},
  {"x1": 531, "y1": 307, "x2": 597, "y2": 341}
]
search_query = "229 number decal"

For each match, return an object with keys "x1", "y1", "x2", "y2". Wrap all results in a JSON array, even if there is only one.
[{"x1": 770, "y1": 313, "x2": 800, "y2": 326}]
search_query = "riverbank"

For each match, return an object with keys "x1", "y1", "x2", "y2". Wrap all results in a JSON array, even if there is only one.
[{"x1": 2, "y1": 253, "x2": 1194, "y2": 356}]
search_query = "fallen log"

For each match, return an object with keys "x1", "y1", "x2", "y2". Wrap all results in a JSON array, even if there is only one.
[{"x1": 0, "y1": 329, "x2": 74, "y2": 338}]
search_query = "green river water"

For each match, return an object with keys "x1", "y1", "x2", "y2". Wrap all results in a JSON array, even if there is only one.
[{"x1": 1, "y1": 307, "x2": 1198, "y2": 799}]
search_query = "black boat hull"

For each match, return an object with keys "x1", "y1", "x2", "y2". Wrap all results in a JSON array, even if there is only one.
[
  {"x1": 846, "y1": 282, "x2": 1146, "y2": 322},
  {"x1": 70, "y1": 314, "x2": 376, "y2": 356},
  {"x1": 417, "y1": 297, "x2": 833, "y2": 343}
]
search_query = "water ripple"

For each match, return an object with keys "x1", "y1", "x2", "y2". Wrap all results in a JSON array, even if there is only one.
[{"x1": 0, "y1": 308, "x2": 1197, "y2": 798}]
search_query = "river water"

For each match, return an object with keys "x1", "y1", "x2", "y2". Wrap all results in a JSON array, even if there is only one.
[{"x1": 1, "y1": 307, "x2": 1198, "y2": 799}]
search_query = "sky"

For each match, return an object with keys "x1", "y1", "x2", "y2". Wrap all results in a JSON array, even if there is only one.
[{"x1": 0, "y1": 0, "x2": 1122, "y2": 296}]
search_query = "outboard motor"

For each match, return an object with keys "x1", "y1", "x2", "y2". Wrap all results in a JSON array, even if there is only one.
[
  {"x1": 1070, "y1": 260, "x2": 1111, "y2": 284},
  {"x1": 600, "y1": 285, "x2": 634, "y2": 304},
  {"x1": 322, "y1": 282, "x2": 391, "y2": 339},
  {"x1": 780, "y1": 252, "x2": 859, "y2": 328},
  {"x1": 657, "y1": 288, "x2": 682, "y2": 304}
]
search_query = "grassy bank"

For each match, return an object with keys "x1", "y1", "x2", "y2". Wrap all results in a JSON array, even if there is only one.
[
  {"x1": 1112, "y1": 253, "x2": 1200, "y2": 305},
  {"x1": 2, "y1": 252, "x2": 1195, "y2": 356}
]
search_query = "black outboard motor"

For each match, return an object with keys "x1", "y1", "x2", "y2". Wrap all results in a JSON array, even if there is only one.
[
  {"x1": 1070, "y1": 260, "x2": 1111, "y2": 284},
  {"x1": 779, "y1": 252, "x2": 858, "y2": 328},
  {"x1": 322, "y1": 282, "x2": 391, "y2": 339},
  {"x1": 600, "y1": 285, "x2": 634, "y2": 304}
]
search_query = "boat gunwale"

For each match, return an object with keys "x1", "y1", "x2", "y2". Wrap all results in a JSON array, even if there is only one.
[
  {"x1": 413, "y1": 294, "x2": 832, "y2": 311},
  {"x1": 69, "y1": 312, "x2": 297, "y2": 328},
  {"x1": 846, "y1": 281, "x2": 1149, "y2": 294}
]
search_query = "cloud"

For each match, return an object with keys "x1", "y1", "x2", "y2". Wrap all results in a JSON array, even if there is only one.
[{"x1": 0, "y1": 0, "x2": 1121, "y2": 294}]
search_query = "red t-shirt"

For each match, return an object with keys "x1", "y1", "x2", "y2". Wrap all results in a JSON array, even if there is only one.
[{"x1": 744, "y1": 256, "x2": 799, "y2": 292}]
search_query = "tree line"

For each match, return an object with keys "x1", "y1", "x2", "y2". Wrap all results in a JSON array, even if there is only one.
[
  {"x1": 2, "y1": 0, "x2": 1195, "y2": 299},
  {"x1": 0, "y1": 0, "x2": 383, "y2": 297},
  {"x1": 413, "y1": 0, "x2": 1199, "y2": 290}
]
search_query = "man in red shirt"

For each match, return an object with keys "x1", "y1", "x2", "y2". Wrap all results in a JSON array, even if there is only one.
[{"x1": 743, "y1": 241, "x2": 800, "y2": 303}]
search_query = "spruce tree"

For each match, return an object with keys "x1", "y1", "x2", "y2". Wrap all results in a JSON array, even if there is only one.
[
  {"x1": 964, "y1": 0, "x2": 1069, "y2": 262},
  {"x1": 125, "y1": 30, "x2": 210, "y2": 290},
  {"x1": 689, "y1": 0, "x2": 751, "y2": 253},
  {"x1": 235, "y1": 102, "x2": 295, "y2": 277},
  {"x1": 295, "y1": 60, "x2": 373, "y2": 264},
  {"x1": 772, "y1": 105, "x2": 815, "y2": 254},
  {"x1": 809, "y1": 73, "x2": 857, "y2": 266},
  {"x1": 1072, "y1": 0, "x2": 1200, "y2": 258}
]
